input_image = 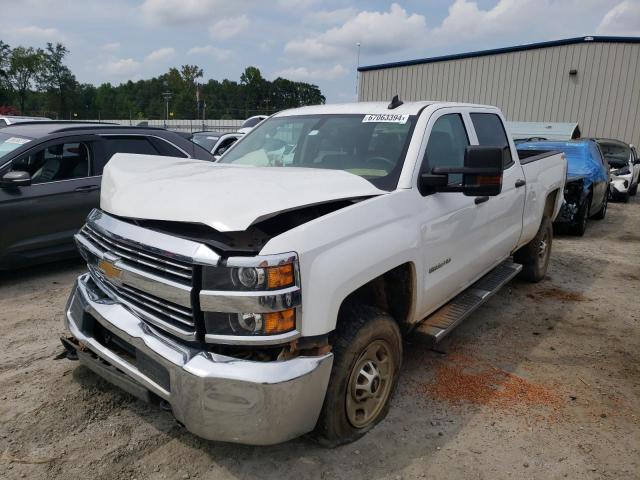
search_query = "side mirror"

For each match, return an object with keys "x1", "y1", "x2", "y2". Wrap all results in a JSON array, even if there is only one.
[
  {"x1": 461, "y1": 146, "x2": 504, "y2": 196},
  {"x1": 419, "y1": 146, "x2": 504, "y2": 196},
  {"x1": 0, "y1": 170, "x2": 31, "y2": 188}
]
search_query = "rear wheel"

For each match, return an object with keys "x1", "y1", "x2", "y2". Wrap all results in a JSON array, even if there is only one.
[
  {"x1": 314, "y1": 305, "x2": 402, "y2": 447},
  {"x1": 514, "y1": 216, "x2": 552, "y2": 283},
  {"x1": 568, "y1": 197, "x2": 589, "y2": 236},
  {"x1": 592, "y1": 190, "x2": 608, "y2": 220}
]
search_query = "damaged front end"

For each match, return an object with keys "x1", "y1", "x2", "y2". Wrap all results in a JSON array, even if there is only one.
[
  {"x1": 555, "y1": 175, "x2": 587, "y2": 225},
  {"x1": 62, "y1": 208, "x2": 335, "y2": 445}
]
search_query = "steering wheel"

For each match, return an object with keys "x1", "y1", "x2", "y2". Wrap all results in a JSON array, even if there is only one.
[{"x1": 365, "y1": 156, "x2": 395, "y2": 169}]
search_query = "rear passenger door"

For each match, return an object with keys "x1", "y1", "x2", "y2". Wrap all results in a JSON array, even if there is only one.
[
  {"x1": 469, "y1": 110, "x2": 526, "y2": 263},
  {"x1": 0, "y1": 135, "x2": 103, "y2": 262}
]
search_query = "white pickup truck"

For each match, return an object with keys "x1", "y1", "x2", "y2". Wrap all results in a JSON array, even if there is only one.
[{"x1": 62, "y1": 100, "x2": 567, "y2": 446}]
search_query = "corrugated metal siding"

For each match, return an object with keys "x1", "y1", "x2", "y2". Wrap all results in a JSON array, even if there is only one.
[{"x1": 359, "y1": 42, "x2": 640, "y2": 147}]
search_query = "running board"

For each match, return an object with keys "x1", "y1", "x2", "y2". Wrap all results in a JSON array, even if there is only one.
[{"x1": 415, "y1": 259, "x2": 522, "y2": 343}]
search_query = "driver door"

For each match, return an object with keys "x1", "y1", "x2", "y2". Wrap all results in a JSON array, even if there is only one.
[
  {"x1": 414, "y1": 109, "x2": 488, "y2": 317},
  {"x1": 0, "y1": 135, "x2": 103, "y2": 266}
]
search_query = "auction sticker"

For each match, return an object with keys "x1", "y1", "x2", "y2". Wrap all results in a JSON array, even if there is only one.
[
  {"x1": 362, "y1": 114, "x2": 409, "y2": 124},
  {"x1": 5, "y1": 137, "x2": 31, "y2": 145}
]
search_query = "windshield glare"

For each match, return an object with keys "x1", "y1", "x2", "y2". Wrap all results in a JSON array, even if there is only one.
[
  {"x1": 0, "y1": 133, "x2": 32, "y2": 161},
  {"x1": 219, "y1": 114, "x2": 416, "y2": 190}
]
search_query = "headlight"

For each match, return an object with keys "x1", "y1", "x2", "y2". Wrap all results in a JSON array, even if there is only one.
[
  {"x1": 612, "y1": 166, "x2": 630, "y2": 175},
  {"x1": 203, "y1": 263, "x2": 295, "y2": 291},
  {"x1": 204, "y1": 310, "x2": 296, "y2": 336},
  {"x1": 202, "y1": 253, "x2": 299, "y2": 338}
]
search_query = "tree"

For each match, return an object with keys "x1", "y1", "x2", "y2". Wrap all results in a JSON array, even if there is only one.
[
  {"x1": 8, "y1": 46, "x2": 44, "y2": 113},
  {"x1": 38, "y1": 42, "x2": 76, "y2": 117},
  {"x1": 0, "y1": 41, "x2": 12, "y2": 105}
]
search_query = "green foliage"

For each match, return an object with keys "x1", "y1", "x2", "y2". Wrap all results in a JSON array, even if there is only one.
[{"x1": 0, "y1": 40, "x2": 326, "y2": 119}]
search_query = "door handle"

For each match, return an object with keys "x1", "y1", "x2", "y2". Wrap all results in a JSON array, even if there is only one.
[
  {"x1": 515, "y1": 179, "x2": 526, "y2": 188},
  {"x1": 474, "y1": 196, "x2": 489, "y2": 205},
  {"x1": 74, "y1": 185, "x2": 99, "y2": 192}
]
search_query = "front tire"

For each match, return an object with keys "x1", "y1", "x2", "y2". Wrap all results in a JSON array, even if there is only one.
[
  {"x1": 314, "y1": 305, "x2": 402, "y2": 447},
  {"x1": 514, "y1": 216, "x2": 552, "y2": 283}
]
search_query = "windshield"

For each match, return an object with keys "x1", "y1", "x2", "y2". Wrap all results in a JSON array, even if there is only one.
[
  {"x1": 0, "y1": 133, "x2": 32, "y2": 161},
  {"x1": 191, "y1": 133, "x2": 220, "y2": 151},
  {"x1": 598, "y1": 142, "x2": 629, "y2": 168},
  {"x1": 220, "y1": 114, "x2": 417, "y2": 190}
]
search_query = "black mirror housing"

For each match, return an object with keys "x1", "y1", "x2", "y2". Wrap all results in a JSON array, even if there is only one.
[
  {"x1": 420, "y1": 146, "x2": 505, "y2": 196},
  {"x1": 461, "y1": 146, "x2": 505, "y2": 196},
  {"x1": 0, "y1": 170, "x2": 31, "y2": 188}
]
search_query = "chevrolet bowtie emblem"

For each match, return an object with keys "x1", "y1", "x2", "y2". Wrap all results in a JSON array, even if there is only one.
[{"x1": 98, "y1": 258, "x2": 123, "y2": 281}]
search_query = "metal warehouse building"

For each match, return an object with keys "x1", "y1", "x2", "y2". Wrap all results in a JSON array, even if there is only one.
[{"x1": 357, "y1": 36, "x2": 640, "y2": 147}]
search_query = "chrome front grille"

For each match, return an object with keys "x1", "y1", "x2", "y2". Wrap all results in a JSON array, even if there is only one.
[
  {"x1": 81, "y1": 224, "x2": 193, "y2": 284},
  {"x1": 89, "y1": 267, "x2": 195, "y2": 330},
  {"x1": 74, "y1": 209, "x2": 218, "y2": 341}
]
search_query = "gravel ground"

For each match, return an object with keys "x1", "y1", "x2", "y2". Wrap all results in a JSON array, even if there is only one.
[{"x1": 0, "y1": 196, "x2": 638, "y2": 480}]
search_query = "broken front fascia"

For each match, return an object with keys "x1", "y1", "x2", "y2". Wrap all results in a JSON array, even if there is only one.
[{"x1": 74, "y1": 209, "x2": 304, "y2": 347}]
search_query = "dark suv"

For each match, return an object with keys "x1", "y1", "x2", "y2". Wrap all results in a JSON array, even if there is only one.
[{"x1": 0, "y1": 122, "x2": 215, "y2": 269}]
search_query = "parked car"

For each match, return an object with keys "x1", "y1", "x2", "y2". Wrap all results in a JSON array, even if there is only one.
[
  {"x1": 238, "y1": 115, "x2": 267, "y2": 133},
  {"x1": 517, "y1": 140, "x2": 610, "y2": 236},
  {"x1": 190, "y1": 131, "x2": 244, "y2": 158},
  {"x1": 0, "y1": 122, "x2": 216, "y2": 269},
  {"x1": 595, "y1": 138, "x2": 639, "y2": 201},
  {"x1": 61, "y1": 100, "x2": 566, "y2": 446},
  {"x1": 0, "y1": 115, "x2": 51, "y2": 127}
]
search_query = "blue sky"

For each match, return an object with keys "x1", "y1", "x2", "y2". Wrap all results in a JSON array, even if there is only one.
[{"x1": 1, "y1": 0, "x2": 639, "y2": 103}]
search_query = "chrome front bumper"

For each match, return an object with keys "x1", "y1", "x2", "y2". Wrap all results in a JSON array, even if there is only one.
[{"x1": 64, "y1": 273, "x2": 333, "y2": 445}]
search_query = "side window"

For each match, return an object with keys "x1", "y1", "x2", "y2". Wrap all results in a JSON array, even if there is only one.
[
  {"x1": 470, "y1": 113, "x2": 513, "y2": 168},
  {"x1": 0, "y1": 119, "x2": 7, "y2": 127},
  {"x1": 214, "y1": 137, "x2": 238, "y2": 156},
  {"x1": 149, "y1": 137, "x2": 188, "y2": 158},
  {"x1": 103, "y1": 136, "x2": 159, "y2": 156},
  {"x1": 13, "y1": 142, "x2": 91, "y2": 184},
  {"x1": 422, "y1": 113, "x2": 469, "y2": 185},
  {"x1": 98, "y1": 136, "x2": 160, "y2": 174}
]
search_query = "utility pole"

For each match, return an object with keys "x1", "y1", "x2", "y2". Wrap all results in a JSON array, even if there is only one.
[
  {"x1": 355, "y1": 42, "x2": 361, "y2": 100},
  {"x1": 162, "y1": 80, "x2": 172, "y2": 129}
]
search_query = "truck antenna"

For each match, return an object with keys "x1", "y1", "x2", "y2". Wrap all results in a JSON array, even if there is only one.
[{"x1": 388, "y1": 94, "x2": 403, "y2": 109}]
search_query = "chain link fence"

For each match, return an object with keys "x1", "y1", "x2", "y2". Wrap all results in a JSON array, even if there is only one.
[{"x1": 86, "y1": 119, "x2": 244, "y2": 133}]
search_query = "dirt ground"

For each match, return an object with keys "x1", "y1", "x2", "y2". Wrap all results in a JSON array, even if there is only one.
[{"x1": 1, "y1": 197, "x2": 639, "y2": 480}]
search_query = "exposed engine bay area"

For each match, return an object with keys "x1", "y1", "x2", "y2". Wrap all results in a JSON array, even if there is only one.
[{"x1": 122, "y1": 197, "x2": 373, "y2": 255}]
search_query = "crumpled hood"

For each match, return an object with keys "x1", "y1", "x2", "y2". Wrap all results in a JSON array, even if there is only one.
[{"x1": 100, "y1": 154, "x2": 385, "y2": 232}]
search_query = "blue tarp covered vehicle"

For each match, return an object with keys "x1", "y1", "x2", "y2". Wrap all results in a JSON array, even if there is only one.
[{"x1": 517, "y1": 140, "x2": 610, "y2": 236}]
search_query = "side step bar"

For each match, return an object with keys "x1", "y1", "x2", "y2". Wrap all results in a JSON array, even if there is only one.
[{"x1": 415, "y1": 259, "x2": 522, "y2": 343}]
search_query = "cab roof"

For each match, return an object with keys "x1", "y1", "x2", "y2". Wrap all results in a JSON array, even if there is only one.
[{"x1": 275, "y1": 101, "x2": 497, "y2": 117}]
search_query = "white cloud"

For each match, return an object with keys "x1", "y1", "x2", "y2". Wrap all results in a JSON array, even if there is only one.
[
  {"x1": 140, "y1": 0, "x2": 248, "y2": 25},
  {"x1": 285, "y1": 4, "x2": 427, "y2": 61},
  {"x1": 5, "y1": 25, "x2": 66, "y2": 43},
  {"x1": 275, "y1": 64, "x2": 348, "y2": 81},
  {"x1": 101, "y1": 42, "x2": 120, "y2": 52},
  {"x1": 597, "y1": 1, "x2": 640, "y2": 35},
  {"x1": 209, "y1": 15, "x2": 249, "y2": 40},
  {"x1": 304, "y1": 8, "x2": 358, "y2": 26},
  {"x1": 285, "y1": 38, "x2": 342, "y2": 61},
  {"x1": 145, "y1": 47, "x2": 175, "y2": 62},
  {"x1": 276, "y1": 0, "x2": 319, "y2": 10},
  {"x1": 187, "y1": 45, "x2": 233, "y2": 61},
  {"x1": 102, "y1": 58, "x2": 141, "y2": 77}
]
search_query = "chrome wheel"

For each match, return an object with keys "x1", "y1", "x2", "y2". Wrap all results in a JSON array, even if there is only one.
[{"x1": 346, "y1": 340, "x2": 395, "y2": 428}]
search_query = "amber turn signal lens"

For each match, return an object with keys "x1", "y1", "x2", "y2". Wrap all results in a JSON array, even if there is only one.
[
  {"x1": 266, "y1": 263, "x2": 295, "y2": 289},
  {"x1": 475, "y1": 175, "x2": 502, "y2": 185},
  {"x1": 264, "y1": 308, "x2": 295, "y2": 334}
]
